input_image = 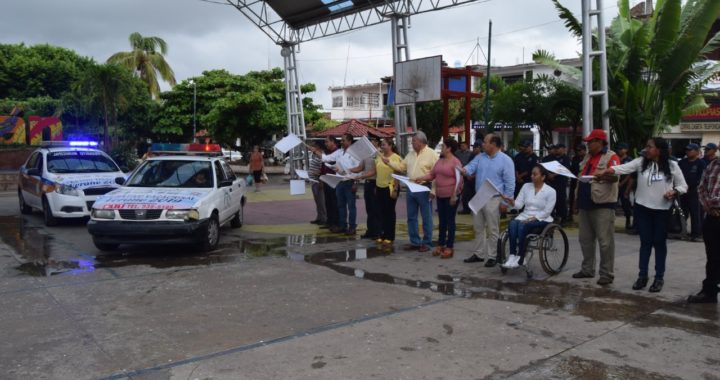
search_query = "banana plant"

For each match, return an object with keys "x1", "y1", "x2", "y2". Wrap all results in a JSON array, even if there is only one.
[{"x1": 534, "y1": 0, "x2": 720, "y2": 150}]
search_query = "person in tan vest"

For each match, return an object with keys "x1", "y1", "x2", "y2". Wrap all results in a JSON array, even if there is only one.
[{"x1": 572, "y1": 129, "x2": 621, "y2": 285}]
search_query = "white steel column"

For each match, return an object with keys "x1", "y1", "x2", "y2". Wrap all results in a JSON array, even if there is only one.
[
  {"x1": 281, "y1": 45, "x2": 308, "y2": 175},
  {"x1": 581, "y1": 0, "x2": 610, "y2": 142}
]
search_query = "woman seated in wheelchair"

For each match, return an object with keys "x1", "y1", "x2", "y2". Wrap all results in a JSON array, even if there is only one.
[{"x1": 500, "y1": 164, "x2": 556, "y2": 269}]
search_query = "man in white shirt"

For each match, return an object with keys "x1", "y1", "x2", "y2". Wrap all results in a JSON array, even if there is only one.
[{"x1": 332, "y1": 134, "x2": 361, "y2": 234}]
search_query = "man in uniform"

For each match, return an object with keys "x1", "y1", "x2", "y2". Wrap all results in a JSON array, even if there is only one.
[
  {"x1": 679, "y1": 143, "x2": 707, "y2": 241},
  {"x1": 513, "y1": 139, "x2": 538, "y2": 197}
]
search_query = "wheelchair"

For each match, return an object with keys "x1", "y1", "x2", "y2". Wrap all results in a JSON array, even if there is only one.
[{"x1": 496, "y1": 223, "x2": 569, "y2": 279}]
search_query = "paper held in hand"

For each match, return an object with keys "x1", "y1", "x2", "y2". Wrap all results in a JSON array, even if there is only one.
[
  {"x1": 578, "y1": 175, "x2": 594, "y2": 183},
  {"x1": 469, "y1": 179, "x2": 502, "y2": 214},
  {"x1": 274, "y1": 133, "x2": 303, "y2": 154},
  {"x1": 295, "y1": 169, "x2": 318, "y2": 183},
  {"x1": 319, "y1": 174, "x2": 350, "y2": 189},
  {"x1": 391, "y1": 174, "x2": 431, "y2": 193},
  {"x1": 540, "y1": 161, "x2": 576, "y2": 179},
  {"x1": 346, "y1": 136, "x2": 378, "y2": 162},
  {"x1": 290, "y1": 180, "x2": 306, "y2": 195}
]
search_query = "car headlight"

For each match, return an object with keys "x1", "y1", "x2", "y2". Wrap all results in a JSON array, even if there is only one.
[
  {"x1": 166, "y1": 210, "x2": 189, "y2": 220},
  {"x1": 56, "y1": 184, "x2": 80, "y2": 196},
  {"x1": 187, "y1": 209, "x2": 200, "y2": 220},
  {"x1": 92, "y1": 209, "x2": 115, "y2": 219}
]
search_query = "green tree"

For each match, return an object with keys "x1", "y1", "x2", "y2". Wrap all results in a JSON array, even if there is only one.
[
  {"x1": 107, "y1": 32, "x2": 176, "y2": 98},
  {"x1": 155, "y1": 68, "x2": 322, "y2": 147},
  {"x1": 534, "y1": 0, "x2": 720, "y2": 148},
  {"x1": 74, "y1": 64, "x2": 135, "y2": 150}
]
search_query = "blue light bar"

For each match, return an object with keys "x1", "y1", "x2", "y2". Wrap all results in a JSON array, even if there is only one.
[{"x1": 69, "y1": 141, "x2": 99, "y2": 147}]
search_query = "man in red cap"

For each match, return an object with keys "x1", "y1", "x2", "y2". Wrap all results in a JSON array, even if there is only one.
[{"x1": 572, "y1": 129, "x2": 621, "y2": 285}]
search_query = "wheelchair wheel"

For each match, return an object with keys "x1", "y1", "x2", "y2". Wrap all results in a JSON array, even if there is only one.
[
  {"x1": 498, "y1": 232, "x2": 510, "y2": 274},
  {"x1": 539, "y1": 224, "x2": 569, "y2": 275}
]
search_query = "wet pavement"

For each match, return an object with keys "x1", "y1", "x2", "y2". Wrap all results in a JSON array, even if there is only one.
[{"x1": 0, "y1": 187, "x2": 717, "y2": 379}]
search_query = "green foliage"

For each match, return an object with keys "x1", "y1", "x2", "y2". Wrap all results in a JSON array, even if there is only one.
[
  {"x1": 110, "y1": 142, "x2": 140, "y2": 170},
  {"x1": 0, "y1": 43, "x2": 94, "y2": 99},
  {"x1": 538, "y1": 0, "x2": 720, "y2": 149},
  {"x1": 155, "y1": 68, "x2": 322, "y2": 147},
  {"x1": 107, "y1": 32, "x2": 176, "y2": 98}
]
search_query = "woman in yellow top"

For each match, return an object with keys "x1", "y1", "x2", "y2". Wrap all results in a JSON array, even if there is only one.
[{"x1": 375, "y1": 138, "x2": 403, "y2": 246}]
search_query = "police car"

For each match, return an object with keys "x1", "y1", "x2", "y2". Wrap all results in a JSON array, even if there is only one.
[
  {"x1": 87, "y1": 143, "x2": 247, "y2": 252},
  {"x1": 18, "y1": 141, "x2": 127, "y2": 226}
]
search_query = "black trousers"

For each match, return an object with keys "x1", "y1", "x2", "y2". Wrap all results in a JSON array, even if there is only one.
[
  {"x1": 701, "y1": 214, "x2": 720, "y2": 295},
  {"x1": 376, "y1": 186, "x2": 397, "y2": 241},
  {"x1": 680, "y1": 187, "x2": 703, "y2": 237},
  {"x1": 569, "y1": 179, "x2": 577, "y2": 215},
  {"x1": 461, "y1": 177, "x2": 475, "y2": 212},
  {"x1": 363, "y1": 180, "x2": 382, "y2": 236},
  {"x1": 552, "y1": 181, "x2": 568, "y2": 222},
  {"x1": 323, "y1": 182, "x2": 339, "y2": 227},
  {"x1": 619, "y1": 184, "x2": 633, "y2": 223}
]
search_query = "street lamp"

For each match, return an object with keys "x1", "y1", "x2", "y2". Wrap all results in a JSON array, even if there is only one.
[{"x1": 189, "y1": 79, "x2": 197, "y2": 143}]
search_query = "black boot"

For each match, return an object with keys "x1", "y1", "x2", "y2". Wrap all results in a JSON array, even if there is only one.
[
  {"x1": 648, "y1": 278, "x2": 664, "y2": 293},
  {"x1": 687, "y1": 291, "x2": 718, "y2": 304},
  {"x1": 632, "y1": 277, "x2": 648, "y2": 290}
]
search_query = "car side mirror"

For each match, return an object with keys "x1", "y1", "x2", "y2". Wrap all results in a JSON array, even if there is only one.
[
  {"x1": 26, "y1": 168, "x2": 41, "y2": 176},
  {"x1": 219, "y1": 180, "x2": 233, "y2": 188},
  {"x1": 115, "y1": 177, "x2": 126, "y2": 185}
]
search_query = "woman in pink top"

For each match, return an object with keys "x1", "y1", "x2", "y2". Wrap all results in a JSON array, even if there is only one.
[{"x1": 415, "y1": 139, "x2": 463, "y2": 258}]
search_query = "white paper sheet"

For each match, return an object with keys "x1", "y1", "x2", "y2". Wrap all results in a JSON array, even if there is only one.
[
  {"x1": 319, "y1": 174, "x2": 348, "y2": 189},
  {"x1": 391, "y1": 174, "x2": 431, "y2": 193},
  {"x1": 274, "y1": 133, "x2": 303, "y2": 154},
  {"x1": 469, "y1": 179, "x2": 502, "y2": 214},
  {"x1": 453, "y1": 167, "x2": 462, "y2": 194},
  {"x1": 578, "y1": 175, "x2": 594, "y2": 183},
  {"x1": 290, "y1": 180, "x2": 306, "y2": 195},
  {"x1": 294, "y1": 169, "x2": 318, "y2": 183},
  {"x1": 540, "y1": 160, "x2": 576, "y2": 178},
  {"x1": 346, "y1": 137, "x2": 378, "y2": 162}
]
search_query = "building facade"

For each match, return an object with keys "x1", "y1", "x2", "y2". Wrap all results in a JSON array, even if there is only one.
[{"x1": 328, "y1": 82, "x2": 390, "y2": 123}]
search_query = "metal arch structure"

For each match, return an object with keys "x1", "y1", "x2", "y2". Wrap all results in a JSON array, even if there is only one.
[{"x1": 225, "y1": 0, "x2": 484, "y2": 45}]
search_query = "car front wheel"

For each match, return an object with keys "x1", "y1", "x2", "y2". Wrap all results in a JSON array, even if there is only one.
[
  {"x1": 199, "y1": 215, "x2": 220, "y2": 252},
  {"x1": 42, "y1": 197, "x2": 58, "y2": 226}
]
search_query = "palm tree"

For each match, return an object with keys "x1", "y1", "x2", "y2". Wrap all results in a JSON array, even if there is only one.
[
  {"x1": 108, "y1": 32, "x2": 176, "y2": 98},
  {"x1": 75, "y1": 64, "x2": 133, "y2": 150},
  {"x1": 533, "y1": 0, "x2": 720, "y2": 149}
]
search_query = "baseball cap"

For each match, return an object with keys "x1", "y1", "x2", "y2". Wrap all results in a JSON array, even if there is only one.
[
  {"x1": 703, "y1": 143, "x2": 718, "y2": 150},
  {"x1": 686, "y1": 143, "x2": 700, "y2": 150},
  {"x1": 519, "y1": 139, "x2": 532, "y2": 148},
  {"x1": 582, "y1": 129, "x2": 608, "y2": 142},
  {"x1": 616, "y1": 142, "x2": 629, "y2": 150}
]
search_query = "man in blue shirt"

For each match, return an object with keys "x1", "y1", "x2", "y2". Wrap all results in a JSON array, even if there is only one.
[{"x1": 460, "y1": 134, "x2": 515, "y2": 267}]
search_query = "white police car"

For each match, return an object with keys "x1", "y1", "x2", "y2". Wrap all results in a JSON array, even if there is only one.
[
  {"x1": 87, "y1": 144, "x2": 246, "y2": 252},
  {"x1": 18, "y1": 141, "x2": 127, "y2": 226}
]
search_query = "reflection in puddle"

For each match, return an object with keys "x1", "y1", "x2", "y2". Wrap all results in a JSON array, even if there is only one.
[{"x1": 304, "y1": 249, "x2": 720, "y2": 338}]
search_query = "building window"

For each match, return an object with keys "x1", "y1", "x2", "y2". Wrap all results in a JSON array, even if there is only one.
[
  {"x1": 363, "y1": 93, "x2": 380, "y2": 107},
  {"x1": 332, "y1": 96, "x2": 343, "y2": 107}
]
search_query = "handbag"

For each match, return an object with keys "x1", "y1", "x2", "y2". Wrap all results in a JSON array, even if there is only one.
[
  {"x1": 261, "y1": 172, "x2": 269, "y2": 183},
  {"x1": 667, "y1": 198, "x2": 685, "y2": 235},
  {"x1": 245, "y1": 174, "x2": 254, "y2": 186}
]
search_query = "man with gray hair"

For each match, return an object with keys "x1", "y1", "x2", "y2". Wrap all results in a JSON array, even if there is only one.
[{"x1": 384, "y1": 131, "x2": 439, "y2": 252}]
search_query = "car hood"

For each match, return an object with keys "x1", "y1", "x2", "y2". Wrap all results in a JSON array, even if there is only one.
[
  {"x1": 93, "y1": 187, "x2": 212, "y2": 210},
  {"x1": 49, "y1": 172, "x2": 124, "y2": 190}
]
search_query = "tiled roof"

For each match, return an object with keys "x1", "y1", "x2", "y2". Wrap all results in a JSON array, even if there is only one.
[{"x1": 314, "y1": 119, "x2": 393, "y2": 138}]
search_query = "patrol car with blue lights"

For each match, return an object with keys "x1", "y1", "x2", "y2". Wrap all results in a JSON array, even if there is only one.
[
  {"x1": 87, "y1": 143, "x2": 247, "y2": 252},
  {"x1": 18, "y1": 141, "x2": 127, "y2": 226}
]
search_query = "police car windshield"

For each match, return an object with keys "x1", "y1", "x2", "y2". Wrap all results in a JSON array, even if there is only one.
[
  {"x1": 47, "y1": 151, "x2": 120, "y2": 173},
  {"x1": 126, "y1": 160, "x2": 213, "y2": 188}
]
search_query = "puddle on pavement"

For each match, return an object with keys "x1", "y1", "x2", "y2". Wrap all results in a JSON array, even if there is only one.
[{"x1": 304, "y1": 248, "x2": 719, "y2": 338}]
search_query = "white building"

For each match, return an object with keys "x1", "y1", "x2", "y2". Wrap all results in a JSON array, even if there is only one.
[
  {"x1": 471, "y1": 58, "x2": 582, "y2": 89},
  {"x1": 328, "y1": 82, "x2": 390, "y2": 122}
]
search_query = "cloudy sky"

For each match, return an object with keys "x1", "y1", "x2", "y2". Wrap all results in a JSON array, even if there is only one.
[{"x1": 1, "y1": 0, "x2": 631, "y2": 108}]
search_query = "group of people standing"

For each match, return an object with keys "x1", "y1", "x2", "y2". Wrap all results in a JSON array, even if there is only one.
[{"x1": 302, "y1": 129, "x2": 719, "y2": 304}]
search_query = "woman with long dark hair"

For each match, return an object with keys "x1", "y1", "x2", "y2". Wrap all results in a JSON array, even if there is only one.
[{"x1": 597, "y1": 138, "x2": 688, "y2": 292}]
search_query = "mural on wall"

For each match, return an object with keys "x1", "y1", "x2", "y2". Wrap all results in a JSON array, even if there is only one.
[
  {"x1": 0, "y1": 116, "x2": 26, "y2": 144},
  {"x1": 28, "y1": 116, "x2": 63, "y2": 144}
]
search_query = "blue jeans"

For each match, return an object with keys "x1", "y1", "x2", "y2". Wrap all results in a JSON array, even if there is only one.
[
  {"x1": 508, "y1": 219, "x2": 548, "y2": 259},
  {"x1": 336, "y1": 181, "x2": 356, "y2": 230},
  {"x1": 634, "y1": 204, "x2": 669, "y2": 279},
  {"x1": 436, "y1": 197, "x2": 458, "y2": 248},
  {"x1": 406, "y1": 191, "x2": 433, "y2": 246}
]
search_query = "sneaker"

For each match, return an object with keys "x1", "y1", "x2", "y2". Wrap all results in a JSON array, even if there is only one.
[
  {"x1": 502, "y1": 255, "x2": 520, "y2": 269},
  {"x1": 382, "y1": 239, "x2": 393, "y2": 245}
]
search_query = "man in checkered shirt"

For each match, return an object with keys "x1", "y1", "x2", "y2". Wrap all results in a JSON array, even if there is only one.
[{"x1": 688, "y1": 154, "x2": 720, "y2": 304}]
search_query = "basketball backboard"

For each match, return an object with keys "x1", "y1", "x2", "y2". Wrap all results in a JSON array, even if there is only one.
[{"x1": 394, "y1": 55, "x2": 442, "y2": 105}]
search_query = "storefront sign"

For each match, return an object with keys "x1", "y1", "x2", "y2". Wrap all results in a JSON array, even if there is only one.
[{"x1": 679, "y1": 122, "x2": 720, "y2": 132}]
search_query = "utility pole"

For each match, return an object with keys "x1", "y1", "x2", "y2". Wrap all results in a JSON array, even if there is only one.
[{"x1": 484, "y1": 20, "x2": 492, "y2": 133}]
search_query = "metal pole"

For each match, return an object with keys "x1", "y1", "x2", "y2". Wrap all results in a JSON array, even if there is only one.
[
  {"x1": 192, "y1": 81, "x2": 197, "y2": 143},
  {"x1": 596, "y1": 0, "x2": 610, "y2": 141},
  {"x1": 484, "y1": 19, "x2": 492, "y2": 133},
  {"x1": 581, "y1": 0, "x2": 593, "y2": 137}
]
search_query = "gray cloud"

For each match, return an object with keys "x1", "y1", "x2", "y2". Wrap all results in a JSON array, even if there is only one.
[{"x1": 2, "y1": 0, "x2": 622, "y2": 108}]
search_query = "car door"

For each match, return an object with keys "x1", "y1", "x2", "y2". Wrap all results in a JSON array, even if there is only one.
[
  {"x1": 213, "y1": 160, "x2": 233, "y2": 223},
  {"x1": 220, "y1": 160, "x2": 242, "y2": 215},
  {"x1": 20, "y1": 152, "x2": 43, "y2": 208}
]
